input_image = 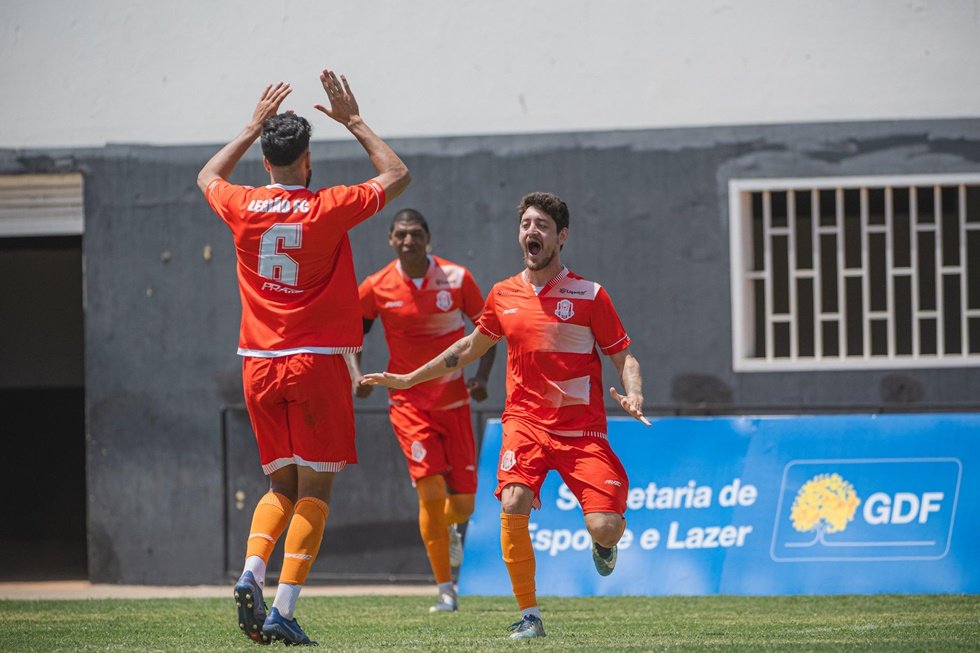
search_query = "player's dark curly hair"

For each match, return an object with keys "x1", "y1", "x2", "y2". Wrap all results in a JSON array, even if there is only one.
[
  {"x1": 261, "y1": 113, "x2": 312, "y2": 166},
  {"x1": 390, "y1": 208, "x2": 430, "y2": 235},
  {"x1": 517, "y1": 192, "x2": 569, "y2": 232}
]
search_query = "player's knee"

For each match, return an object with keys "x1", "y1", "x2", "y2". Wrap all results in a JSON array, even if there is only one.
[
  {"x1": 448, "y1": 493, "x2": 475, "y2": 519},
  {"x1": 585, "y1": 513, "x2": 624, "y2": 546},
  {"x1": 416, "y1": 475, "x2": 448, "y2": 502},
  {"x1": 500, "y1": 484, "x2": 534, "y2": 515},
  {"x1": 269, "y1": 482, "x2": 298, "y2": 505}
]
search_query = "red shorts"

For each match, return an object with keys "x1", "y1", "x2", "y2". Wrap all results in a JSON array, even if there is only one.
[
  {"x1": 388, "y1": 401, "x2": 477, "y2": 494},
  {"x1": 242, "y1": 353, "x2": 356, "y2": 475},
  {"x1": 494, "y1": 418, "x2": 628, "y2": 514}
]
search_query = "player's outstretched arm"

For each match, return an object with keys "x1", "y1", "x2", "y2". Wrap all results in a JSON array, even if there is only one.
[
  {"x1": 361, "y1": 329, "x2": 497, "y2": 391},
  {"x1": 313, "y1": 69, "x2": 411, "y2": 201},
  {"x1": 196, "y1": 82, "x2": 292, "y2": 193},
  {"x1": 608, "y1": 348, "x2": 652, "y2": 427}
]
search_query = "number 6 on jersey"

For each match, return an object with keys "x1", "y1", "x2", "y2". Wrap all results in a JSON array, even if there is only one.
[{"x1": 258, "y1": 223, "x2": 303, "y2": 285}]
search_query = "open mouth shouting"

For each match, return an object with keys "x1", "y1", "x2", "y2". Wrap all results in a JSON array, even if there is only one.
[{"x1": 526, "y1": 239, "x2": 543, "y2": 256}]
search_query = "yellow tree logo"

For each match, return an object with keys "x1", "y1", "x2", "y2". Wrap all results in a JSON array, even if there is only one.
[{"x1": 789, "y1": 473, "x2": 861, "y2": 546}]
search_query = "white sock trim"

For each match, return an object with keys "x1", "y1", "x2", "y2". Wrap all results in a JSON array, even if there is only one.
[
  {"x1": 272, "y1": 583, "x2": 303, "y2": 620},
  {"x1": 437, "y1": 581, "x2": 455, "y2": 596},
  {"x1": 243, "y1": 556, "x2": 267, "y2": 588},
  {"x1": 521, "y1": 606, "x2": 542, "y2": 620}
]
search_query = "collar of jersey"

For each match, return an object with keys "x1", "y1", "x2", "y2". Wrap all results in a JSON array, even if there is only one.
[
  {"x1": 396, "y1": 255, "x2": 433, "y2": 285},
  {"x1": 265, "y1": 183, "x2": 307, "y2": 191},
  {"x1": 522, "y1": 266, "x2": 569, "y2": 295}
]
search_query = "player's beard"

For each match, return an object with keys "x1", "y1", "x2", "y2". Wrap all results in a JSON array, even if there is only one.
[{"x1": 525, "y1": 245, "x2": 556, "y2": 271}]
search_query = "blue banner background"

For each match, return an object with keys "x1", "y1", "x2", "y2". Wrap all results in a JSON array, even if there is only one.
[{"x1": 458, "y1": 414, "x2": 980, "y2": 596}]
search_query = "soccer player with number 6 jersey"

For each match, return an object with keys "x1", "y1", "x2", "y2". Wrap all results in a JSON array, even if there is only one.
[
  {"x1": 197, "y1": 69, "x2": 410, "y2": 646},
  {"x1": 361, "y1": 192, "x2": 650, "y2": 640}
]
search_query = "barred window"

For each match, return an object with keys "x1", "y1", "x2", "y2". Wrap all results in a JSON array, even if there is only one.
[{"x1": 729, "y1": 174, "x2": 980, "y2": 371}]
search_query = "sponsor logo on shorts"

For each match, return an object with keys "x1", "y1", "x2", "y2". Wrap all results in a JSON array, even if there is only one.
[
  {"x1": 502, "y1": 307, "x2": 518, "y2": 315},
  {"x1": 604, "y1": 479, "x2": 622, "y2": 487},
  {"x1": 385, "y1": 300, "x2": 404, "y2": 308},
  {"x1": 500, "y1": 450, "x2": 516, "y2": 472},
  {"x1": 555, "y1": 299, "x2": 575, "y2": 321},
  {"x1": 411, "y1": 441, "x2": 427, "y2": 462},
  {"x1": 465, "y1": 465, "x2": 476, "y2": 471},
  {"x1": 436, "y1": 290, "x2": 453, "y2": 312}
]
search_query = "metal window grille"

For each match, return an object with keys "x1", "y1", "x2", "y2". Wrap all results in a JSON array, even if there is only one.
[{"x1": 729, "y1": 174, "x2": 980, "y2": 371}]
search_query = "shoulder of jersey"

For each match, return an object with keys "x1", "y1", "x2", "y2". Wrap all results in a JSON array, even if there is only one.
[
  {"x1": 365, "y1": 259, "x2": 400, "y2": 285},
  {"x1": 430, "y1": 254, "x2": 464, "y2": 270},
  {"x1": 492, "y1": 272, "x2": 524, "y2": 295}
]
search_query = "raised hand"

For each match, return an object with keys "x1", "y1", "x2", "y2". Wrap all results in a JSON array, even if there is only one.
[
  {"x1": 609, "y1": 387, "x2": 651, "y2": 426},
  {"x1": 249, "y1": 82, "x2": 292, "y2": 129},
  {"x1": 314, "y1": 69, "x2": 360, "y2": 126}
]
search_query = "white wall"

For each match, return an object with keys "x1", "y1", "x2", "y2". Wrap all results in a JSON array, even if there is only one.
[{"x1": 2, "y1": 0, "x2": 978, "y2": 148}]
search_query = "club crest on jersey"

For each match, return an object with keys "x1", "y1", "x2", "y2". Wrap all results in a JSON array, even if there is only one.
[
  {"x1": 500, "y1": 449, "x2": 516, "y2": 472},
  {"x1": 436, "y1": 290, "x2": 453, "y2": 312},
  {"x1": 555, "y1": 299, "x2": 575, "y2": 321},
  {"x1": 411, "y1": 441, "x2": 427, "y2": 462}
]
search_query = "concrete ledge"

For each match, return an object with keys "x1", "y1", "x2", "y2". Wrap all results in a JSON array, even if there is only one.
[{"x1": 0, "y1": 581, "x2": 435, "y2": 601}]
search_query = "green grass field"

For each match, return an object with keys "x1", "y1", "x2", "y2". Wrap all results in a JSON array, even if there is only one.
[{"x1": 0, "y1": 594, "x2": 977, "y2": 652}]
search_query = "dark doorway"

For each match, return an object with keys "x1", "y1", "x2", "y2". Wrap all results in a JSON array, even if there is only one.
[{"x1": 0, "y1": 236, "x2": 87, "y2": 580}]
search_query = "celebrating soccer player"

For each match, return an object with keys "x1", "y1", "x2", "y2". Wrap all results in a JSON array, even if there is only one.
[
  {"x1": 345, "y1": 209, "x2": 496, "y2": 613},
  {"x1": 197, "y1": 69, "x2": 410, "y2": 646},
  {"x1": 361, "y1": 192, "x2": 649, "y2": 639}
]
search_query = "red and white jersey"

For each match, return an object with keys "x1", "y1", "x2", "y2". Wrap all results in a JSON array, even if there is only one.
[
  {"x1": 206, "y1": 179, "x2": 385, "y2": 356},
  {"x1": 360, "y1": 255, "x2": 485, "y2": 410},
  {"x1": 476, "y1": 267, "x2": 631, "y2": 438}
]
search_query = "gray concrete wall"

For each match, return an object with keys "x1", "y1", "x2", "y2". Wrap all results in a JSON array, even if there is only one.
[{"x1": 3, "y1": 117, "x2": 978, "y2": 583}]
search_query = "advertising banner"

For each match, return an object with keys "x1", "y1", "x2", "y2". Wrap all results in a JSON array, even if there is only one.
[{"x1": 458, "y1": 414, "x2": 979, "y2": 596}]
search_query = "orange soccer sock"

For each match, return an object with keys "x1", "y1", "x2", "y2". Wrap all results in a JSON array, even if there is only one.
[
  {"x1": 278, "y1": 497, "x2": 329, "y2": 586},
  {"x1": 245, "y1": 492, "x2": 294, "y2": 563},
  {"x1": 500, "y1": 513, "x2": 537, "y2": 610},
  {"x1": 416, "y1": 476, "x2": 452, "y2": 584},
  {"x1": 444, "y1": 493, "x2": 475, "y2": 525}
]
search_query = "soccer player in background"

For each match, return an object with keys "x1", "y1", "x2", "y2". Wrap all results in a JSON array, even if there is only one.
[
  {"x1": 345, "y1": 209, "x2": 496, "y2": 613},
  {"x1": 197, "y1": 69, "x2": 410, "y2": 645},
  {"x1": 361, "y1": 192, "x2": 649, "y2": 639}
]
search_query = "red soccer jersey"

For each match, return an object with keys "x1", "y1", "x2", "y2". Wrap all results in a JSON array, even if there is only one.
[
  {"x1": 476, "y1": 267, "x2": 631, "y2": 437},
  {"x1": 360, "y1": 255, "x2": 486, "y2": 410},
  {"x1": 207, "y1": 179, "x2": 385, "y2": 356}
]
